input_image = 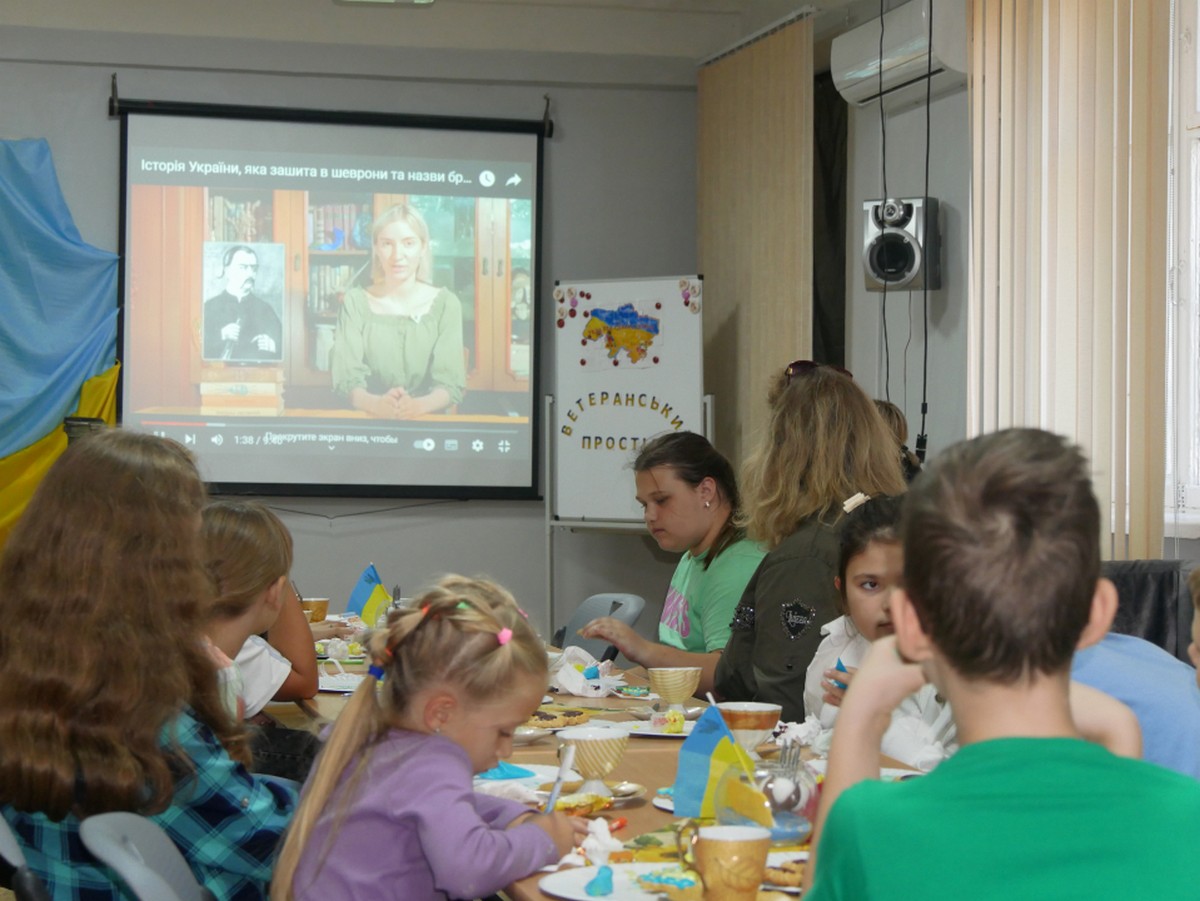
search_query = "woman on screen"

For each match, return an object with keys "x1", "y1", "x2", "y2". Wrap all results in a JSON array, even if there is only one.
[{"x1": 331, "y1": 203, "x2": 467, "y2": 418}]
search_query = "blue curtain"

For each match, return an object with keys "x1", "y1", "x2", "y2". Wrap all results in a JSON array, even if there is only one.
[{"x1": 0, "y1": 138, "x2": 117, "y2": 457}]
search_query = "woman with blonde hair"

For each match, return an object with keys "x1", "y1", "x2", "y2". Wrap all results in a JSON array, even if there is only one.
[
  {"x1": 331, "y1": 202, "x2": 467, "y2": 419},
  {"x1": 271, "y1": 575, "x2": 586, "y2": 900},
  {"x1": 0, "y1": 429, "x2": 294, "y2": 898},
  {"x1": 713, "y1": 361, "x2": 907, "y2": 721}
]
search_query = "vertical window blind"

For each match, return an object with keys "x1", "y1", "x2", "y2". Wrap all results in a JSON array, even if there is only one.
[{"x1": 968, "y1": 0, "x2": 1170, "y2": 558}]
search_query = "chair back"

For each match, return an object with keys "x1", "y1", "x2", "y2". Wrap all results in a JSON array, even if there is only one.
[
  {"x1": 80, "y1": 812, "x2": 215, "y2": 901},
  {"x1": 553, "y1": 592, "x2": 646, "y2": 660},
  {"x1": 1101, "y1": 559, "x2": 1196, "y2": 664},
  {"x1": 0, "y1": 817, "x2": 52, "y2": 901}
]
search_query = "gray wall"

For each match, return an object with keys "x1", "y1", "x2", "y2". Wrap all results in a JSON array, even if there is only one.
[
  {"x1": 0, "y1": 26, "x2": 694, "y2": 638},
  {"x1": 845, "y1": 89, "x2": 971, "y2": 461}
]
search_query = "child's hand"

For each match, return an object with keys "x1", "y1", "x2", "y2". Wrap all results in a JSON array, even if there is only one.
[
  {"x1": 527, "y1": 811, "x2": 589, "y2": 857},
  {"x1": 578, "y1": 618, "x2": 647, "y2": 663},
  {"x1": 820, "y1": 666, "x2": 857, "y2": 707},
  {"x1": 309, "y1": 620, "x2": 354, "y2": 641},
  {"x1": 838, "y1": 636, "x2": 927, "y2": 730}
]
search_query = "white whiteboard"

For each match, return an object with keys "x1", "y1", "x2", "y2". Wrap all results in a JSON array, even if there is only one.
[{"x1": 551, "y1": 275, "x2": 704, "y2": 521}]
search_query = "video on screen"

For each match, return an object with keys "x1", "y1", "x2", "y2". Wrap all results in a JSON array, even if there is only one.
[{"x1": 119, "y1": 110, "x2": 542, "y2": 498}]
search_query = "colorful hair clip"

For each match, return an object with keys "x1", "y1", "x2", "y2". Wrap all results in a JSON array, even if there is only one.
[
  {"x1": 516, "y1": 606, "x2": 530, "y2": 620},
  {"x1": 368, "y1": 664, "x2": 386, "y2": 681},
  {"x1": 456, "y1": 601, "x2": 471, "y2": 610},
  {"x1": 497, "y1": 627, "x2": 513, "y2": 646}
]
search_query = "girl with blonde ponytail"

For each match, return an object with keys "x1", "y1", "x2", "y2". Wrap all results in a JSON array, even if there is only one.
[{"x1": 271, "y1": 575, "x2": 587, "y2": 901}]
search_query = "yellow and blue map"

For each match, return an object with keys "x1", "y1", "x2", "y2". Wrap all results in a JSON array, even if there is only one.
[{"x1": 581, "y1": 303, "x2": 661, "y2": 364}]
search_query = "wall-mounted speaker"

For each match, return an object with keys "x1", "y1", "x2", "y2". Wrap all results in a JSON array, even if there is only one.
[{"x1": 862, "y1": 197, "x2": 941, "y2": 291}]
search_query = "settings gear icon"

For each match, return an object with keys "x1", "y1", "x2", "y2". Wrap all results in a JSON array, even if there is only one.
[{"x1": 472, "y1": 439, "x2": 485, "y2": 452}]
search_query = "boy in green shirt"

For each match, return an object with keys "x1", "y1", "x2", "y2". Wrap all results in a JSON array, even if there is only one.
[{"x1": 806, "y1": 428, "x2": 1200, "y2": 900}]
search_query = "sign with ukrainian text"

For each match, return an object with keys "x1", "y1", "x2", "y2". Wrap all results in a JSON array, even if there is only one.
[{"x1": 552, "y1": 276, "x2": 704, "y2": 520}]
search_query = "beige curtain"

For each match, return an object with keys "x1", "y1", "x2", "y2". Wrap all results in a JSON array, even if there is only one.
[
  {"x1": 968, "y1": 0, "x2": 1170, "y2": 558},
  {"x1": 697, "y1": 17, "x2": 814, "y2": 464}
]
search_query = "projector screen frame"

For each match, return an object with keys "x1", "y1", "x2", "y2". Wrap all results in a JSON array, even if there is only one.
[{"x1": 114, "y1": 98, "x2": 546, "y2": 501}]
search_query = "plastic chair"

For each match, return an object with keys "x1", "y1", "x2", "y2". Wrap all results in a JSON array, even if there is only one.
[
  {"x1": 552, "y1": 592, "x2": 646, "y2": 661},
  {"x1": 0, "y1": 816, "x2": 52, "y2": 901},
  {"x1": 79, "y1": 813, "x2": 215, "y2": 901}
]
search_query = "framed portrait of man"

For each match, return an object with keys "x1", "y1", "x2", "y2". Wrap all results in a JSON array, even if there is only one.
[{"x1": 201, "y1": 242, "x2": 286, "y2": 362}]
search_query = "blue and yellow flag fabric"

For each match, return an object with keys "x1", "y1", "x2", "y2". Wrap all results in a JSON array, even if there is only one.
[
  {"x1": 348, "y1": 562, "x2": 392, "y2": 624},
  {"x1": 0, "y1": 138, "x2": 119, "y2": 554}
]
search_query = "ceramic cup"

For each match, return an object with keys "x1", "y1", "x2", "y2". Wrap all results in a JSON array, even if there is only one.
[
  {"x1": 299, "y1": 598, "x2": 329, "y2": 623},
  {"x1": 646, "y1": 666, "x2": 703, "y2": 711},
  {"x1": 716, "y1": 701, "x2": 783, "y2": 760},
  {"x1": 677, "y1": 822, "x2": 772, "y2": 901},
  {"x1": 556, "y1": 725, "x2": 630, "y2": 797}
]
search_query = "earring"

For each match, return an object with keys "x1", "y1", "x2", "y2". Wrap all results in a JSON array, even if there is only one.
[{"x1": 704, "y1": 501, "x2": 711, "y2": 509}]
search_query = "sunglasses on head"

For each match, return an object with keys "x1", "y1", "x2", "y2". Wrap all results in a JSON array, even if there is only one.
[{"x1": 783, "y1": 360, "x2": 853, "y2": 382}]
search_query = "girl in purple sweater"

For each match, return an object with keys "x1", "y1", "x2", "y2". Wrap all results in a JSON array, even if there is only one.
[{"x1": 271, "y1": 576, "x2": 586, "y2": 900}]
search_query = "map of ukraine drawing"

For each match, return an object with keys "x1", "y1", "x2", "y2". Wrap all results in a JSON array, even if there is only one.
[{"x1": 582, "y1": 303, "x2": 661, "y2": 364}]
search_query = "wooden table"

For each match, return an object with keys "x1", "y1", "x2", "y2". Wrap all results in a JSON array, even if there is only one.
[{"x1": 504, "y1": 712, "x2": 687, "y2": 901}]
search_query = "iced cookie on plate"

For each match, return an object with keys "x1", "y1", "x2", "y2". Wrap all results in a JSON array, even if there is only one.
[{"x1": 635, "y1": 866, "x2": 702, "y2": 901}]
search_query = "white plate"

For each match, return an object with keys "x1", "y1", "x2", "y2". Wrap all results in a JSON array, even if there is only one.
[
  {"x1": 540, "y1": 853, "x2": 809, "y2": 901},
  {"x1": 318, "y1": 673, "x2": 365, "y2": 693},
  {"x1": 622, "y1": 720, "x2": 695, "y2": 739},
  {"x1": 539, "y1": 863, "x2": 683, "y2": 900},
  {"x1": 625, "y1": 705, "x2": 705, "y2": 722},
  {"x1": 512, "y1": 727, "x2": 552, "y2": 745},
  {"x1": 651, "y1": 794, "x2": 674, "y2": 813}
]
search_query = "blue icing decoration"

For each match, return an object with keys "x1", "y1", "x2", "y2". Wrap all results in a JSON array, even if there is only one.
[
  {"x1": 585, "y1": 865, "x2": 614, "y2": 896},
  {"x1": 640, "y1": 867, "x2": 698, "y2": 889}
]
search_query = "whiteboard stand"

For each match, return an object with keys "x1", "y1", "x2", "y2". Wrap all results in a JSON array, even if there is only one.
[{"x1": 544, "y1": 393, "x2": 715, "y2": 641}]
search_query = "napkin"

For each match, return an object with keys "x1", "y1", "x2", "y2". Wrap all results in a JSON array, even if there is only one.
[
  {"x1": 550, "y1": 647, "x2": 625, "y2": 697},
  {"x1": 670, "y1": 706, "x2": 757, "y2": 819},
  {"x1": 477, "y1": 761, "x2": 536, "y2": 780},
  {"x1": 474, "y1": 781, "x2": 541, "y2": 804},
  {"x1": 772, "y1": 716, "x2": 823, "y2": 748},
  {"x1": 557, "y1": 817, "x2": 625, "y2": 869}
]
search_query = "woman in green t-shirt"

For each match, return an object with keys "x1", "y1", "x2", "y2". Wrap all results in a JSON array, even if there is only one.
[
  {"x1": 331, "y1": 203, "x2": 467, "y2": 419},
  {"x1": 579, "y1": 431, "x2": 765, "y2": 697}
]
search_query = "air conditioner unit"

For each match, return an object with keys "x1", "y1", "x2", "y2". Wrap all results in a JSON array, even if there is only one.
[{"x1": 830, "y1": 0, "x2": 967, "y2": 113}]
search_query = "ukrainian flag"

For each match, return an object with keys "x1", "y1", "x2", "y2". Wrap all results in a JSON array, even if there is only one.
[
  {"x1": 348, "y1": 562, "x2": 392, "y2": 626},
  {"x1": 0, "y1": 139, "x2": 118, "y2": 554}
]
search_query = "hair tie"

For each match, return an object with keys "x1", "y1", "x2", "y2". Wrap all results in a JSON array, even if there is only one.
[
  {"x1": 843, "y1": 492, "x2": 870, "y2": 514},
  {"x1": 420, "y1": 604, "x2": 430, "y2": 616},
  {"x1": 496, "y1": 627, "x2": 513, "y2": 646},
  {"x1": 368, "y1": 664, "x2": 386, "y2": 681},
  {"x1": 516, "y1": 607, "x2": 529, "y2": 620}
]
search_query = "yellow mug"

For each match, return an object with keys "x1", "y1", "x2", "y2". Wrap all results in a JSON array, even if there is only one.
[
  {"x1": 299, "y1": 598, "x2": 329, "y2": 623},
  {"x1": 676, "y1": 821, "x2": 771, "y2": 901}
]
